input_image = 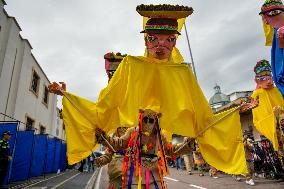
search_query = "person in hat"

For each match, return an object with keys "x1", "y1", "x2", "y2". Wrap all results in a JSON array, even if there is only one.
[
  {"x1": 250, "y1": 60, "x2": 284, "y2": 161},
  {"x1": 95, "y1": 109, "x2": 193, "y2": 189},
  {"x1": 0, "y1": 131, "x2": 12, "y2": 188},
  {"x1": 260, "y1": 0, "x2": 284, "y2": 97}
]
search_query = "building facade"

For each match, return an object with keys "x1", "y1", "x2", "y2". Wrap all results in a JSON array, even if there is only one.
[
  {"x1": 209, "y1": 85, "x2": 262, "y2": 141},
  {"x1": 0, "y1": 0, "x2": 65, "y2": 139}
]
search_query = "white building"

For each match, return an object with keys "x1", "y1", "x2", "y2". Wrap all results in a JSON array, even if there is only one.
[{"x1": 0, "y1": 0, "x2": 65, "y2": 139}]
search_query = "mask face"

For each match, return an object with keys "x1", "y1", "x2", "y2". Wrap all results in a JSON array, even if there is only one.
[
  {"x1": 262, "y1": 10, "x2": 284, "y2": 27},
  {"x1": 145, "y1": 34, "x2": 176, "y2": 60},
  {"x1": 255, "y1": 75, "x2": 274, "y2": 89},
  {"x1": 142, "y1": 109, "x2": 157, "y2": 134}
]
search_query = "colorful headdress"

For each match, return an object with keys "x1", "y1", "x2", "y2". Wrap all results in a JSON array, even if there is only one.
[
  {"x1": 137, "y1": 4, "x2": 193, "y2": 35},
  {"x1": 254, "y1": 59, "x2": 272, "y2": 77},
  {"x1": 104, "y1": 52, "x2": 127, "y2": 80},
  {"x1": 259, "y1": 0, "x2": 284, "y2": 15}
]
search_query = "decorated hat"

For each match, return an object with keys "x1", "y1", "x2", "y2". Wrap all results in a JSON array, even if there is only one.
[
  {"x1": 104, "y1": 52, "x2": 127, "y2": 80},
  {"x1": 254, "y1": 59, "x2": 272, "y2": 77},
  {"x1": 259, "y1": 0, "x2": 284, "y2": 15},
  {"x1": 137, "y1": 4, "x2": 193, "y2": 35}
]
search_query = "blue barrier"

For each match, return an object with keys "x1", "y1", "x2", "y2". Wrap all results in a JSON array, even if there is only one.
[
  {"x1": 44, "y1": 138, "x2": 56, "y2": 174},
  {"x1": 30, "y1": 135, "x2": 48, "y2": 177},
  {"x1": 10, "y1": 131, "x2": 34, "y2": 181},
  {"x1": 60, "y1": 142, "x2": 67, "y2": 171},
  {"x1": 52, "y1": 139, "x2": 62, "y2": 173},
  {"x1": 0, "y1": 122, "x2": 67, "y2": 184}
]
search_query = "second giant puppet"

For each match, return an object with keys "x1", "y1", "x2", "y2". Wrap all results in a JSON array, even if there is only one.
[{"x1": 251, "y1": 60, "x2": 284, "y2": 156}]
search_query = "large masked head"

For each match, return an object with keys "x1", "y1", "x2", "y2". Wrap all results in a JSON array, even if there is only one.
[
  {"x1": 254, "y1": 59, "x2": 274, "y2": 89},
  {"x1": 104, "y1": 52, "x2": 127, "y2": 82},
  {"x1": 260, "y1": 0, "x2": 284, "y2": 28},
  {"x1": 136, "y1": 4, "x2": 193, "y2": 60}
]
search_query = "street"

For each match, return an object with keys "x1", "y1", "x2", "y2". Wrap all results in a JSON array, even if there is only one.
[
  {"x1": 98, "y1": 167, "x2": 284, "y2": 189},
  {"x1": 10, "y1": 169, "x2": 97, "y2": 189}
]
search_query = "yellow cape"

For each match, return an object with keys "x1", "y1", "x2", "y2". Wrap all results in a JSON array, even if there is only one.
[
  {"x1": 62, "y1": 55, "x2": 247, "y2": 174},
  {"x1": 251, "y1": 87, "x2": 284, "y2": 150}
]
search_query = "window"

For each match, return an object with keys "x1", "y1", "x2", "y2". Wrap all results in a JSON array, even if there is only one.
[
  {"x1": 43, "y1": 86, "x2": 49, "y2": 106},
  {"x1": 26, "y1": 116, "x2": 34, "y2": 130},
  {"x1": 30, "y1": 70, "x2": 40, "y2": 95},
  {"x1": 39, "y1": 125, "x2": 46, "y2": 134}
]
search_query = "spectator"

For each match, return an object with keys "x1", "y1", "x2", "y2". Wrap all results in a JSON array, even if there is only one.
[
  {"x1": 244, "y1": 134, "x2": 255, "y2": 186},
  {"x1": 176, "y1": 155, "x2": 182, "y2": 170},
  {"x1": 193, "y1": 143, "x2": 205, "y2": 176},
  {"x1": 0, "y1": 131, "x2": 12, "y2": 188}
]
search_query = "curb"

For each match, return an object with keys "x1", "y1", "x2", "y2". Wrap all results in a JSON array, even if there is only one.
[{"x1": 85, "y1": 167, "x2": 101, "y2": 189}]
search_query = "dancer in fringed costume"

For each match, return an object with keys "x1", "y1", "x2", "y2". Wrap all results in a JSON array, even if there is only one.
[{"x1": 96, "y1": 109, "x2": 193, "y2": 188}]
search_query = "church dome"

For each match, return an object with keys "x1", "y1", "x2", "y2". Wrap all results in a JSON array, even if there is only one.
[{"x1": 209, "y1": 84, "x2": 230, "y2": 108}]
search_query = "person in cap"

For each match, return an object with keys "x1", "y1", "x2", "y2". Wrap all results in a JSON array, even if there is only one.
[
  {"x1": 0, "y1": 131, "x2": 12, "y2": 188},
  {"x1": 260, "y1": 0, "x2": 284, "y2": 97},
  {"x1": 250, "y1": 60, "x2": 284, "y2": 164}
]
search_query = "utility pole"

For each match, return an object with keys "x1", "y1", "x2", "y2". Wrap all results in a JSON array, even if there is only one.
[{"x1": 184, "y1": 23, "x2": 197, "y2": 79}]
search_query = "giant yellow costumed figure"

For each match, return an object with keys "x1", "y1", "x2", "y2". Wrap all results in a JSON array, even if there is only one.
[
  {"x1": 49, "y1": 5, "x2": 252, "y2": 181},
  {"x1": 251, "y1": 60, "x2": 284, "y2": 160}
]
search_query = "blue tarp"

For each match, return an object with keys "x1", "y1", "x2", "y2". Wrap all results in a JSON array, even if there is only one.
[
  {"x1": 30, "y1": 135, "x2": 48, "y2": 177},
  {"x1": 60, "y1": 142, "x2": 67, "y2": 171},
  {"x1": 10, "y1": 130, "x2": 34, "y2": 181},
  {"x1": 45, "y1": 138, "x2": 56, "y2": 173},
  {"x1": 0, "y1": 122, "x2": 18, "y2": 185},
  {"x1": 52, "y1": 139, "x2": 62, "y2": 172}
]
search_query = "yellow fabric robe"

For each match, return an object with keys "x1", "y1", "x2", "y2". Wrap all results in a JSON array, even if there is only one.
[
  {"x1": 62, "y1": 54, "x2": 247, "y2": 174},
  {"x1": 251, "y1": 87, "x2": 284, "y2": 151}
]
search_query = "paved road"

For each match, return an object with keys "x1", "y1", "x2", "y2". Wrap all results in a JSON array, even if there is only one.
[
  {"x1": 98, "y1": 167, "x2": 284, "y2": 189},
  {"x1": 10, "y1": 169, "x2": 97, "y2": 189},
  {"x1": 166, "y1": 168, "x2": 284, "y2": 189}
]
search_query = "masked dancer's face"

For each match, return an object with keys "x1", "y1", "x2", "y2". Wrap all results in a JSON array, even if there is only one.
[
  {"x1": 255, "y1": 75, "x2": 274, "y2": 89},
  {"x1": 145, "y1": 34, "x2": 176, "y2": 60},
  {"x1": 142, "y1": 110, "x2": 157, "y2": 134}
]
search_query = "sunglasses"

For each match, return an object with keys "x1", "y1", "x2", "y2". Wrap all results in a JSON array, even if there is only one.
[
  {"x1": 256, "y1": 75, "x2": 273, "y2": 81},
  {"x1": 143, "y1": 117, "x2": 155, "y2": 124}
]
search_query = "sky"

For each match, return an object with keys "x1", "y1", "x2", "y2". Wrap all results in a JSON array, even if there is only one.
[{"x1": 4, "y1": 0, "x2": 271, "y2": 102}]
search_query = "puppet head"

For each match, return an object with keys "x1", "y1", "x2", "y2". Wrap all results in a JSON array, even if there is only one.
[
  {"x1": 136, "y1": 4, "x2": 193, "y2": 60},
  {"x1": 254, "y1": 59, "x2": 274, "y2": 89},
  {"x1": 260, "y1": 0, "x2": 284, "y2": 28},
  {"x1": 104, "y1": 52, "x2": 127, "y2": 82},
  {"x1": 140, "y1": 109, "x2": 162, "y2": 135}
]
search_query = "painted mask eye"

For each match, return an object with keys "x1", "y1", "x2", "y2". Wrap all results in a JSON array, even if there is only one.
[
  {"x1": 147, "y1": 35, "x2": 157, "y2": 42},
  {"x1": 167, "y1": 37, "x2": 176, "y2": 43},
  {"x1": 266, "y1": 10, "x2": 282, "y2": 17}
]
